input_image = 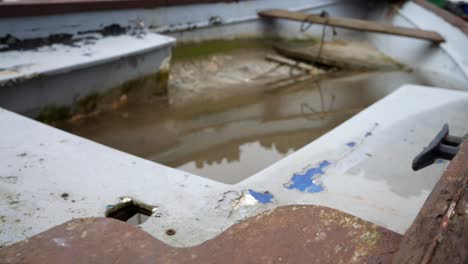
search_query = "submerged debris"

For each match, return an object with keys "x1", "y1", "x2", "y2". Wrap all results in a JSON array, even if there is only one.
[{"x1": 275, "y1": 41, "x2": 406, "y2": 71}]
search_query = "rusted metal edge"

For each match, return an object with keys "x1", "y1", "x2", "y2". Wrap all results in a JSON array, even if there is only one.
[
  {"x1": 0, "y1": 205, "x2": 402, "y2": 264},
  {"x1": 393, "y1": 138, "x2": 468, "y2": 264},
  {"x1": 0, "y1": 0, "x2": 239, "y2": 18},
  {"x1": 412, "y1": 0, "x2": 468, "y2": 35}
]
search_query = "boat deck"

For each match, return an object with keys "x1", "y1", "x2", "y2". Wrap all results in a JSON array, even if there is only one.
[
  {"x1": 0, "y1": 31, "x2": 174, "y2": 115},
  {"x1": 0, "y1": 32, "x2": 174, "y2": 86},
  {"x1": 0, "y1": 0, "x2": 467, "y2": 262},
  {"x1": 1, "y1": 84, "x2": 467, "y2": 248}
]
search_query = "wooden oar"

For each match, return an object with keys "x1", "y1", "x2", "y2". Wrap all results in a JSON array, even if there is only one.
[{"x1": 258, "y1": 9, "x2": 445, "y2": 43}]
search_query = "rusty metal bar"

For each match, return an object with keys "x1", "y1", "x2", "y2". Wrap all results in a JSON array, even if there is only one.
[
  {"x1": 393, "y1": 138, "x2": 468, "y2": 264},
  {"x1": 0, "y1": 205, "x2": 402, "y2": 263}
]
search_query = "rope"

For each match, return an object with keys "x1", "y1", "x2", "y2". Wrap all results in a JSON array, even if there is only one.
[
  {"x1": 299, "y1": 14, "x2": 317, "y2": 33},
  {"x1": 300, "y1": 81, "x2": 328, "y2": 121},
  {"x1": 299, "y1": 11, "x2": 338, "y2": 60}
]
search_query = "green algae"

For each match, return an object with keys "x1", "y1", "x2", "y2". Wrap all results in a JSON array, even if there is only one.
[
  {"x1": 76, "y1": 93, "x2": 102, "y2": 114},
  {"x1": 36, "y1": 105, "x2": 71, "y2": 126},
  {"x1": 35, "y1": 37, "x2": 323, "y2": 126},
  {"x1": 36, "y1": 70, "x2": 170, "y2": 126},
  {"x1": 121, "y1": 69, "x2": 169, "y2": 96},
  {"x1": 173, "y1": 37, "x2": 319, "y2": 61}
]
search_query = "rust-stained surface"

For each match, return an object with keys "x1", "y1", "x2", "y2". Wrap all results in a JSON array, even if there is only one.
[
  {"x1": 0, "y1": 0, "x2": 239, "y2": 18},
  {"x1": 393, "y1": 139, "x2": 468, "y2": 264},
  {"x1": 0, "y1": 205, "x2": 402, "y2": 264}
]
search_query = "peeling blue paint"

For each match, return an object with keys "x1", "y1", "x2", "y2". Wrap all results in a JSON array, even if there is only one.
[
  {"x1": 285, "y1": 160, "x2": 331, "y2": 193},
  {"x1": 346, "y1": 142, "x2": 356, "y2": 147},
  {"x1": 248, "y1": 189, "x2": 274, "y2": 203}
]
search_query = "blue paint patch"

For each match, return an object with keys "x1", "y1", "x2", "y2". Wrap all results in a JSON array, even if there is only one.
[
  {"x1": 285, "y1": 160, "x2": 331, "y2": 193},
  {"x1": 248, "y1": 189, "x2": 274, "y2": 204},
  {"x1": 346, "y1": 142, "x2": 356, "y2": 148},
  {"x1": 435, "y1": 159, "x2": 446, "y2": 164}
]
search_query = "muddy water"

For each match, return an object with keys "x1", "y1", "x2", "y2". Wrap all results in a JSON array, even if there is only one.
[{"x1": 64, "y1": 70, "x2": 463, "y2": 184}]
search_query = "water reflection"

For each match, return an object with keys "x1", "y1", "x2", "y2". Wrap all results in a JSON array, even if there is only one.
[
  {"x1": 64, "y1": 70, "x2": 465, "y2": 184},
  {"x1": 178, "y1": 141, "x2": 294, "y2": 184},
  {"x1": 350, "y1": 99, "x2": 468, "y2": 197}
]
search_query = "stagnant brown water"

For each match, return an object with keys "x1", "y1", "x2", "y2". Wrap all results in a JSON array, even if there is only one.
[{"x1": 64, "y1": 70, "x2": 463, "y2": 184}]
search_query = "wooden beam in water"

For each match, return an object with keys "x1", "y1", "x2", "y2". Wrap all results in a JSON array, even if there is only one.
[
  {"x1": 258, "y1": 9, "x2": 445, "y2": 43},
  {"x1": 265, "y1": 54, "x2": 321, "y2": 74}
]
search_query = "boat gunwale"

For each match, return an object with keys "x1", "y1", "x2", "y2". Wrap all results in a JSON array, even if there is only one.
[{"x1": 0, "y1": 0, "x2": 239, "y2": 18}]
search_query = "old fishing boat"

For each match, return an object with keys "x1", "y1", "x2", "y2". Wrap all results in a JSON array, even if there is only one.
[{"x1": 0, "y1": 0, "x2": 467, "y2": 262}]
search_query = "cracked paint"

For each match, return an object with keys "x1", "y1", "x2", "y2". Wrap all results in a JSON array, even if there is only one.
[
  {"x1": 248, "y1": 189, "x2": 274, "y2": 204},
  {"x1": 284, "y1": 160, "x2": 331, "y2": 193}
]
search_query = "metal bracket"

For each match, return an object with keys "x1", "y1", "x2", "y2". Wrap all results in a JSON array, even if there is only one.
[{"x1": 412, "y1": 124, "x2": 463, "y2": 171}]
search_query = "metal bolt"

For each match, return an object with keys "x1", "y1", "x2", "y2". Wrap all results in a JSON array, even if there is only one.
[{"x1": 165, "y1": 229, "x2": 176, "y2": 236}]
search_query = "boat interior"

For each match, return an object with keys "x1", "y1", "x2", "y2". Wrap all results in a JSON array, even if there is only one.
[{"x1": 0, "y1": 0, "x2": 467, "y2": 263}]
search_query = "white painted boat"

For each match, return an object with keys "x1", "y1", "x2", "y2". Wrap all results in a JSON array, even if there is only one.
[{"x1": 0, "y1": 0, "x2": 467, "y2": 255}]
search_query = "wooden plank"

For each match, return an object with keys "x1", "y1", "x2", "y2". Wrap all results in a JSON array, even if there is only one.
[
  {"x1": 274, "y1": 41, "x2": 404, "y2": 71},
  {"x1": 258, "y1": 9, "x2": 445, "y2": 43},
  {"x1": 265, "y1": 54, "x2": 320, "y2": 73}
]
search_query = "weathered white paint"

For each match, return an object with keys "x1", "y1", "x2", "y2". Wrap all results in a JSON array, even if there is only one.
[
  {"x1": 0, "y1": 0, "x2": 360, "y2": 39},
  {"x1": 1, "y1": 0, "x2": 468, "y2": 250},
  {"x1": 397, "y1": 2, "x2": 468, "y2": 79},
  {"x1": 0, "y1": 33, "x2": 174, "y2": 115},
  {"x1": 149, "y1": 0, "x2": 367, "y2": 41},
  {"x1": 1, "y1": 85, "x2": 467, "y2": 247},
  {"x1": 0, "y1": 33, "x2": 174, "y2": 84},
  {"x1": 366, "y1": 2, "x2": 468, "y2": 83},
  {"x1": 1, "y1": 0, "x2": 467, "y2": 116},
  {"x1": 0, "y1": 0, "x2": 363, "y2": 116}
]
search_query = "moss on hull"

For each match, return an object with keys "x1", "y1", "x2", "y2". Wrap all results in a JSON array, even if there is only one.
[
  {"x1": 76, "y1": 93, "x2": 101, "y2": 114},
  {"x1": 36, "y1": 37, "x2": 321, "y2": 126},
  {"x1": 36, "y1": 105, "x2": 71, "y2": 126},
  {"x1": 36, "y1": 37, "x2": 327, "y2": 126},
  {"x1": 121, "y1": 69, "x2": 170, "y2": 96},
  {"x1": 36, "y1": 69, "x2": 170, "y2": 126},
  {"x1": 173, "y1": 37, "x2": 319, "y2": 61}
]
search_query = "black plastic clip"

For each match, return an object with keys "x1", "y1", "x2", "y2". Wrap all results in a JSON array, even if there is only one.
[{"x1": 412, "y1": 124, "x2": 463, "y2": 171}]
